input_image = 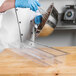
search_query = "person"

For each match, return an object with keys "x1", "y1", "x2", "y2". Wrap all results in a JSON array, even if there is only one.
[
  {"x1": 0, "y1": 0, "x2": 42, "y2": 24},
  {"x1": 0, "y1": 0, "x2": 42, "y2": 51},
  {"x1": 0, "y1": 0, "x2": 40, "y2": 12}
]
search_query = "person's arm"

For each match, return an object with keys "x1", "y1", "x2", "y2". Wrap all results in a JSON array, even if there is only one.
[
  {"x1": 0, "y1": 0, "x2": 42, "y2": 24},
  {"x1": 0, "y1": 0, "x2": 15, "y2": 12},
  {"x1": 0, "y1": 0, "x2": 40, "y2": 12}
]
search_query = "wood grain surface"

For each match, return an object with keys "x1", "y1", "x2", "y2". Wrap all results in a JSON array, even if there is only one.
[{"x1": 0, "y1": 47, "x2": 76, "y2": 76}]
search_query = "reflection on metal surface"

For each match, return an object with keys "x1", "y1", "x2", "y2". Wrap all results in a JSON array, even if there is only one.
[{"x1": 35, "y1": 4, "x2": 58, "y2": 37}]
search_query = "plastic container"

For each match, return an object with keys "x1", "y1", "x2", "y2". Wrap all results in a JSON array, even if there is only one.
[{"x1": 9, "y1": 40, "x2": 68, "y2": 66}]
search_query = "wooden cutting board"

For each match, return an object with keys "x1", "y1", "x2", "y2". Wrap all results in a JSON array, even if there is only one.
[{"x1": 0, "y1": 47, "x2": 76, "y2": 76}]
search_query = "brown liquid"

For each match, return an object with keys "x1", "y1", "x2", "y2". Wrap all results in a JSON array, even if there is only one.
[{"x1": 39, "y1": 24, "x2": 54, "y2": 37}]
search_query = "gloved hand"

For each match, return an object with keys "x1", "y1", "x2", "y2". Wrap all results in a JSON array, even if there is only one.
[
  {"x1": 15, "y1": 0, "x2": 40, "y2": 12},
  {"x1": 35, "y1": 15, "x2": 42, "y2": 24}
]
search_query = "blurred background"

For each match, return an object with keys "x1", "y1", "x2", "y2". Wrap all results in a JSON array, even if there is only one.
[
  {"x1": 36, "y1": 0, "x2": 76, "y2": 47},
  {"x1": 0, "y1": 0, "x2": 76, "y2": 47}
]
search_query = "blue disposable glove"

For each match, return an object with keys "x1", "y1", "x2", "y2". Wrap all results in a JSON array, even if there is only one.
[
  {"x1": 15, "y1": 0, "x2": 40, "y2": 12},
  {"x1": 35, "y1": 15, "x2": 42, "y2": 24}
]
